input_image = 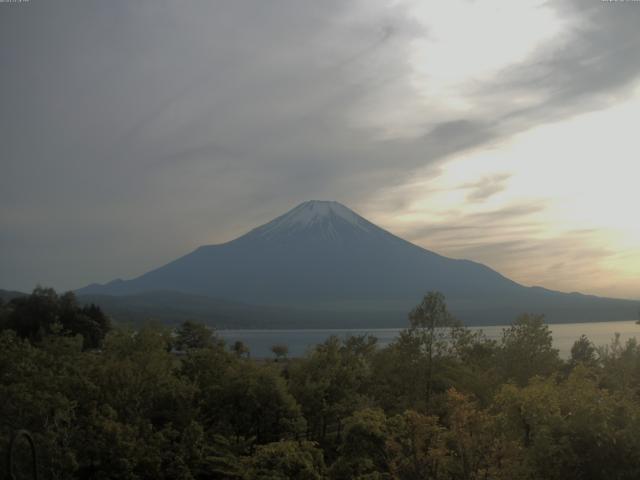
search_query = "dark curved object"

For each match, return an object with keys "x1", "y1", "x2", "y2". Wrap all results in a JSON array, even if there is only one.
[{"x1": 7, "y1": 429, "x2": 38, "y2": 480}]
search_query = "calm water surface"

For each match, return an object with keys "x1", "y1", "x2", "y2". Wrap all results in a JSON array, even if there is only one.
[{"x1": 219, "y1": 320, "x2": 640, "y2": 359}]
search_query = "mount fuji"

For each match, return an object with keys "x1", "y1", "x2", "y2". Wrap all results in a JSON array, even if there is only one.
[{"x1": 77, "y1": 201, "x2": 637, "y2": 326}]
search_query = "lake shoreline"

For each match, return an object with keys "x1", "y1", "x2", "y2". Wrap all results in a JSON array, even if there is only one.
[{"x1": 218, "y1": 320, "x2": 640, "y2": 360}]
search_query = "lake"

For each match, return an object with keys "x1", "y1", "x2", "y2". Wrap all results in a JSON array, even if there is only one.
[{"x1": 218, "y1": 320, "x2": 640, "y2": 359}]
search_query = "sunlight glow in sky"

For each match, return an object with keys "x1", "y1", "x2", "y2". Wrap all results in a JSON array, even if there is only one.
[
  {"x1": 379, "y1": 86, "x2": 640, "y2": 298},
  {"x1": 364, "y1": 0, "x2": 640, "y2": 299}
]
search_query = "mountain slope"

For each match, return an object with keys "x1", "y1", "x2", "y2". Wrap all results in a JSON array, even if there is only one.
[{"x1": 77, "y1": 200, "x2": 638, "y2": 325}]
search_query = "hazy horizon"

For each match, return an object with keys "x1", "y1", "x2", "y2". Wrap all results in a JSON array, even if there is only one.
[{"x1": 2, "y1": 1, "x2": 639, "y2": 299}]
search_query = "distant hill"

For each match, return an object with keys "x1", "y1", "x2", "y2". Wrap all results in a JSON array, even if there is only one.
[
  {"x1": 0, "y1": 288, "x2": 27, "y2": 302},
  {"x1": 76, "y1": 200, "x2": 639, "y2": 326},
  {"x1": 4, "y1": 287, "x2": 405, "y2": 329},
  {"x1": 75, "y1": 291, "x2": 403, "y2": 329}
]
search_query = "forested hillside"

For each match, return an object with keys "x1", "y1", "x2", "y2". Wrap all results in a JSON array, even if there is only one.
[{"x1": 2, "y1": 289, "x2": 640, "y2": 479}]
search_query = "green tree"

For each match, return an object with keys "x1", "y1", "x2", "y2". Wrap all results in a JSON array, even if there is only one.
[
  {"x1": 0, "y1": 330, "x2": 81, "y2": 478},
  {"x1": 271, "y1": 343, "x2": 289, "y2": 362},
  {"x1": 386, "y1": 410, "x2": 450, "y2": 480},
  {"x1": 203, "y1": 361, "x2": 303, "y2": 445},
  {"x1": 445, "y1": 388, "x2": 504, "y2": 480},
  {"x1": 3, "y1": 287, "x2": 110, "y2": 349},
  {"x1": 330, "y1": 408, "x2": 390, "y2": 479},
  {"x1": 289, "y1": 336, "x2": 374, "y2": 442},
  {"x1": 4, "y1": 286, "x2": 60, "y2": 342},
  {"x1": 407, "y1": 292, "x2": 459, "y2": 404},
  {"x1": 76, "y1": 302, "x2": 112, "y2": 349},
  {"x1": 370, "y1": 330, "x2": 426, "y2": 413},
  {"x1": 243, "y1": 440, "x2": 326, "y2": 480},
  {"x1": 499, "y1": 314, "x2": 560, "y2": 385},
  {"x1": 598, "y1": 334, "x2": 640, "y2": 394},
  {"x1": 495, "y1": 367, "x2": 640, "y2": 479},
  {"x1": 232, "y1": 340, "x2": 250, "y2": 358},
  {"x1": 448, "y1": 327, "x2": 501, "y2": 404},
  {"x1": 175, "y1": 320, "x2": 219, "y2": 351},
  {"x1": 0, "y1": 297, "x2": 9, "y2": 330},
  {"x1": 94, "y1": 326, "x2": 197, "y2": 428},
  {"x1": 569, "y1": 334, "x2": 597, "y2": 367}
]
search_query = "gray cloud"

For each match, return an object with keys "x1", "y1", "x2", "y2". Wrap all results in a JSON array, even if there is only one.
[
  {"x1": 1, "y1": 0, "x2": 639, "y2": 294},
  {"x1": 480, "y1": 0, "x2": 640, "y2": 126},
  {"x1": 461, "y1": 174, "x2": 512, "y2": 202}
]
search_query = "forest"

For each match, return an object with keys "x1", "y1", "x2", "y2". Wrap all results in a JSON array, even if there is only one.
[{"x1": 2, "y1": 287, "x2": 640, "y2": 479}]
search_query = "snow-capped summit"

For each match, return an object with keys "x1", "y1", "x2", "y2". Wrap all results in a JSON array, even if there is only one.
[
  {"x1": 248, "y1": 200, "x2": 378, "y2": 240},
  {"x1": 280, "y1": 201, "x2": 365, "y2": 228}
]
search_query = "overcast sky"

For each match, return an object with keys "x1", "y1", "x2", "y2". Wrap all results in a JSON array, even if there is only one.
[{"x1": 1, "y1": 0, "x2": 639, "y2": 299}]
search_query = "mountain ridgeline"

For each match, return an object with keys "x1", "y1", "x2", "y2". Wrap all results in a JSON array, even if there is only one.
[{"x1": 77, "y1": 201, "x2": 637, "y2": 327}]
